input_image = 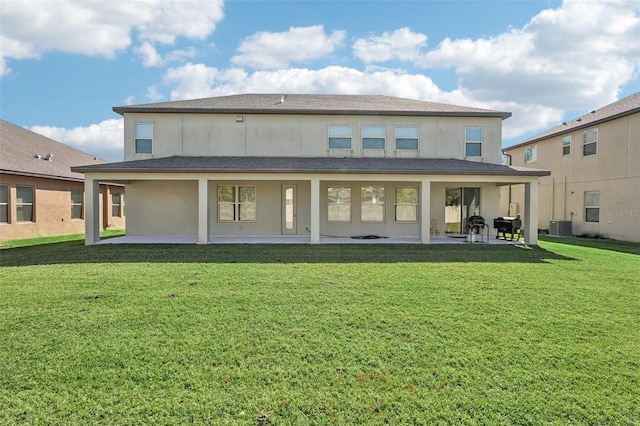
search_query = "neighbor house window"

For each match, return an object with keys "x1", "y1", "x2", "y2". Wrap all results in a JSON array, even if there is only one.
[
  {"x1": 584, "y1": 191, "x2": 600, "y2": 223},
  {"x1": 328, "y1": 125, "x2": 352, "y2": 149},
  {"x1": 0, "y1": 185, "x2": 8, "y2": 223},
  {"x1": 134, "y1": 123, "x2": 153, "y2": 154},
  {"x1": 395, "y1": 187, "x2": 418, "y2": 222},
  {"x1": 361, "y1": 186, "x2": 385, "y2": 222},
  {"x1": 524, "y1": 145, "x2": 537, "y2": 163},
  {"x1": 327, "y1": 186, "x2": 351, "y2": 222},
  {"x1": 362, "y1": 125, "x2": 385, "y2": 149},
  {"x1": 111, "y1": 193, "x2": 122, "y2": 217},
  {"x1": 395, "y1": 126, "x2": 419, "y2": 149},
  {"x1": 218, "y1": 185, "x2": 256, "y2": 222},
  {"x1": 465, "y1": 127, "x2": 482, "y2": 156},
  {"x1": 16, "y1": 186, "x2": 34, "y2": 222},
  {"x1": 583, "y1": 129, "x2": 597, "y2": 156},
  {"x1": 71, "y1": 189, "x2": 83, "y2": 219},
  {"x1": 562, "y1": 135, "x2": 571, "y2": 155}
]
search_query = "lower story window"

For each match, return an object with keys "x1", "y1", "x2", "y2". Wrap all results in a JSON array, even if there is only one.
[
  {"x1": 395, "y1": 187, "x2": 418, "y2": 222},
  {"x1": 361, "y1": 186, "x2": 385, "y2": 222},
  {"x1": 0, "y1": 184, "x2": 8, "y2": 223},
  {"x1": 71, "y1": 189, "x2": 83, "y2": 219},
  {"x1": 327, "y1": 186, "x2": 351, "y2": 222},
  {"x1": 584, "y1": 191, "x2": 600, "y2": 222},
  {"x1": 218, "y1": 185, "x2": 256, "y2": 222},
  {"x1": 112, "y1": 193, "x2": 122, "y2": 217},
  {"x1": 16, "y1": 186, "x2": 34, "y2": 222}
]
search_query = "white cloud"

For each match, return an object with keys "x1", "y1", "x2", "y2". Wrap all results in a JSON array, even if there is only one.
[
  {"x1": 0, "y1": 0, "x2": 224, "y2": 76},
  {"x1": 353, "y1": 27, "x2": 427, "y2": 63},
  {"x1": 29, "y1": 119, "x2": 124, "y2": 162},
  {"x1": 418, "y1": 0, "x2": 640, "y2": 112},
  {"x1": 134, "y1": 41, "x2": 197, "y2": 68},
  {"x1": 231, "y1": 25, "x2": 346, "y2": 69}
]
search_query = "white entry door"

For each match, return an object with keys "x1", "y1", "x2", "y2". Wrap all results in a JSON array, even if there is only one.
[{"x1": 282, "y1": 185, "x2": 296, "y2": 234}]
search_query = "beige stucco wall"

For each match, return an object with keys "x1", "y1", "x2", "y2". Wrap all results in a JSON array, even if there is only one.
[
  {"x1": 123, "y1": 113, "x2": 504, "y2": 164},
  {"x1": 0, "y1": 174, "x2": 124, "y2": 241},
  {"x1": 121, "y1": 178, "x2": 505, "y2": 239},
  {"x1": 502, "y1": 111, "x2": 640, "y2": 242}
]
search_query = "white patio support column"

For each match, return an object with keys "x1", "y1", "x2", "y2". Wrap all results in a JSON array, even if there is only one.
[
  {"x1": 84, "y1": 177, "x2": 100, "y2": 245},
  {"x1": 310, "y1": 178, "x2": 320, "y2": 244},
  {"x1": 524, "y1": 181, "x2": 539, "y2": 245},
  {"x1": 420, "y1": 179, "x2": 431, "y2": 244},
  {"x1": 198, "y1": 178, "x2": 209, "y2": 244}
]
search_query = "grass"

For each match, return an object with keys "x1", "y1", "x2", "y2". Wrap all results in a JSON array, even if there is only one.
[{"x1": 1, "y1": 237, "x2": 638, "y2": 424}]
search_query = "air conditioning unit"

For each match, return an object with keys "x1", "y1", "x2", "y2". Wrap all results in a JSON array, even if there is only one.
[{"x1": 549, "y1": 220, "x2": 572, "y2": 236}]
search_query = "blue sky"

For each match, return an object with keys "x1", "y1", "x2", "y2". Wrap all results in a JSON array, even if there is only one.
[{"x1": 1, "y1": 0, "x2": 639, "y2": 162}]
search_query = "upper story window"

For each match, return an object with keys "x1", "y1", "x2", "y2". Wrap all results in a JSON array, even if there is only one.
[
  {"x1": 16, "y1": 186, "x2": 34, "y2": 222},
  {"x1": 562, "y1": 135, "x2": 571, "y2": 156},
  {"x1": 327, "y1": 186, "x2": 351, "y2": 222},
  {"x1": 134, "y1": 123, "x2": 153, "y2": 154},
  {"x1": 71, "y1": 190, "x2": 83, "y2": 219},
  {"x1": 395, "y1": 126, "x2": 419, "y2": 150},
  {"x1": 465, "y1": 127, "x2": 482, "y2": 157},
  {"x1": 361, "y1": 186, "x2": 385, "y2": 222},
  {"x1": 0, "y1": 184, "x2": 8, "y2": 223},
  {"x1": 218, "y1": 186, "x2": 256, "y2": 222},
  {"x1": 362, "y1": 125, "x2": 385, "y2": 149},
  {"x1": 328, "y1": 125, "x2": 351, "y2": 149},
  {"x1": 583, "y1": 129, "x2": 597, "y2": 156},
  {"x1": 524, "y1": 145, "x2": 537, "y2": 163}
]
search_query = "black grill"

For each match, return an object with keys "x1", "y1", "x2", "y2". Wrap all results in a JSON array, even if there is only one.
[{"x1": 493, "y1": 215, "x2": 522, "y2": 241}]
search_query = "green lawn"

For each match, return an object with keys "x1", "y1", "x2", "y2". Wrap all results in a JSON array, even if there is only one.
[{"x1": 1, "y1": 237, "x2": 638, "y2": 425}]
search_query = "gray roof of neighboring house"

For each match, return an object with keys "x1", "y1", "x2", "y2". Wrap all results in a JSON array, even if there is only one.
[
  {"x1": 0, "y1": 119, "x2": 106, "y2": 182},
  {"x1": 72, "y1": 155, "x2": 549, "y2": 177},
  {"x1": 113, "y1": 93, "x2": 512, "y2": 119},
  {"x1": 505, "y1": 91, "x2": 640, "y2": 150}
]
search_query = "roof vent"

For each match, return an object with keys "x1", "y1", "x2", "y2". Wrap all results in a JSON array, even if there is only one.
[
  {"x1": 591, "y1": 110, "x2": 596, "y2": 113},
  {"x1": 562, "y1": 122, "x2": 567, "y2": 126},
  {"x1": 34, "y1": 154, "x2": 42, "y2": 159},
  {"x1": 44, "y1": 153, "x2": 53, "y2": 162},
  {"x1": 576, "y1": 118, "x2": 582, "y2": 122},
  {"x1": 279, "y1": 94, "x2": 287, "y2": 103}
]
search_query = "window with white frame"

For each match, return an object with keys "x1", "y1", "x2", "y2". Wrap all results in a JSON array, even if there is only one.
[
  {"x1": 583, "y1": 129, "x2": 597, "y2": 156},
  {"x1": 465, "y1": 127, "x2": 482, "y2": 156},
  {"x1": 0, "y1": 184, "x2": 8, "y2": 223},
  {"x1": 218, "y1": 185, "x2": 256, "y2": 222},
  {"x1": 361, "y1": 186, "x2": 385, "y2": 222},
  {"x1": 328, "y1": 125, "x2": 352, "y2": 149},
  {"x1": 327, "y1": 186, "x2": 351, "y2": 222},
  {"x1": 71, "y1": 189, "x2": 83, "y2": 219},
  {"x1": 16, "y1": 186, "x2": 34, "y2": 222},
  {"x1": 134, "y1": 123, "x2": 153, "y2": 154},
  {"x1": 395, "y1": 187, "x2": 418, "y2": 222},
  {"x1": 111, "y1": 193, "x2": 122, "y2": 217},
  {"x1": 584, "y1": 191, "x2": 600, "y2": 223},
  {"x1": 524, "y1": 145, "x2": 537, "y2": 163},
  {"x1": 562, "y1": 135, "x2": 571, "y2": 155},
  {"x1": 395, "y1": 126, "x2": 419, "y2": 149},
  {"x1": 362, "y1": 125, "x2": 385, "y2": 149}
]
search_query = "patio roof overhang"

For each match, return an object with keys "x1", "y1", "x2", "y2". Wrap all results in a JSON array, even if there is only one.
[{"x1": 72, "y1": 156, "x2": 550, "y2": 177}]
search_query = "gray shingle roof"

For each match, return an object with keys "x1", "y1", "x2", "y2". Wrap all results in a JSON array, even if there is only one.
[
  {"x1": 0, "y1": 119, "x2": 106, "y2": 182},
  {"x1": 506, "y1": 91, "x2": 640, "y2": 149},
  {"x1": 72, "y1": 155, "x2": 549, "y2": 177},
  {"x1": 113, "y1": 94, "x2": 512, "y2": 119}
]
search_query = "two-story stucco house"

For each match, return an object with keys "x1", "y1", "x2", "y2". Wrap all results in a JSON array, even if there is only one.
[
  {"x1": 72, "y1": 94, "x2": 548, "y2": 245},
  {"x1": 502, "y1": 92, "x2": 640, "y2": 242}
]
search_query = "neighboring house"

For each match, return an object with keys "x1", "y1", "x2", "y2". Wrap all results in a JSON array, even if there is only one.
[
  {"x1": 501, "y1": 92, "x2": 640, "y2": 242},
  {"x1": 0, "y1": 119, "x2": 125, "y2": 241},
  {"x1": 72, "y1": 94, "x2": 548, "y2": 245}
]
